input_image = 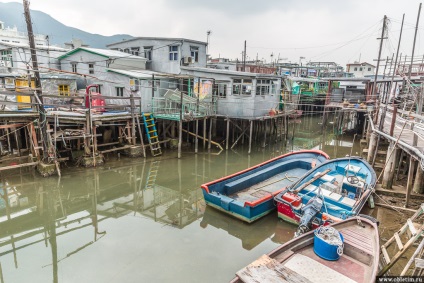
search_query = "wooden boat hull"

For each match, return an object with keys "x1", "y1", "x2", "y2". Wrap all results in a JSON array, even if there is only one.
[
  {"x1": 231, "y1": 216, "x2": 380, "y2": 283},
  {"x1": 275, "y1": 157, "x2": 376, "y2": 227},
  {"x1": 201, "y1": 150, "x2": 329, "y2": 223}
]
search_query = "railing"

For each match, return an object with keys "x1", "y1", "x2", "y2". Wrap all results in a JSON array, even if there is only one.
[{"x1": 151, "y1": 97, "x2": 215, "y2": 120}]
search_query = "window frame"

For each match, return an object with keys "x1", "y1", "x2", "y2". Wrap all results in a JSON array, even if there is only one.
[
  {"x1": 190, "y1": 46, "x2": 199, "y2": 62},
  {"x1": 58, "y1": 85, "x2": 70, "y2": 96},
  {"x1": 88, "y1": 63, "x2": 94, "y2": 74},
  {"x1": 71, "y1": 62, "x2": 77, "y2": 73},
  {"x1": 116, "y1": 87, "x2": 124, "y2": 97},
  {"x1": 144, "y1": 46, "x2": 152, "y2": 60},
  {"x1": 169, "y1": 45, "x2": 179, "y2": 61},
  {"x1": 232, "y1": 78, "x2": 252, "y2": 96}
]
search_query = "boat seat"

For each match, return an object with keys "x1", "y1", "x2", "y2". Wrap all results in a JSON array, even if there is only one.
[
  {"x1": 313, "y1": 172, "x2": 335, "y2": 183},
  {"x1": 302, "y1": 184, "x2": 317, "y2": 193},
  {"x1": 320, "y1": 187, "x2": 342, "y2": 202},
  {"x1": 225, "y1": 160, "x2": 296, "y2": 195},
  {"x1": 339, "y1": 197, "x2": 356, "y2": 207}
]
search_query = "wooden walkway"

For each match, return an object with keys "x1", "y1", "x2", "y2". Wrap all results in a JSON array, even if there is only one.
[{"x1": 378, "y1": 106, "x2": 424, "y2": 156}]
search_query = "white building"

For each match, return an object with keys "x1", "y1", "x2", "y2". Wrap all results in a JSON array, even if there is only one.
[
  {"x1": 346, "y1": 62, "x2": 375, "y2": 78},
  {"x1": 107, "y1": 37, "x2": 207, "y2": 74},
  {"x1": 180, "y1": 66, "x2": 282, "y2": 118},
  {"x1": 0, "y1": 20, "x2": 68, "y2": 74},
  {"x1": 0, "y1": 20, "x2": 48, "y2": 47}
]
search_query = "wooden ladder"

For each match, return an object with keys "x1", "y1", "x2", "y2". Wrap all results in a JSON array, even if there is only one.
[
  {"x1": 142, "y1": 113, "x2": 162, "y2": 157},
  {"x1": 378, "y1": 203, "x2": 424, "y2": 276}
]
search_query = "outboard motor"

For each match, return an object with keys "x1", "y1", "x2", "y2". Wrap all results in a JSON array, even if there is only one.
[{"x1": 295, "y1": 195, "x2": 323, "y2": 237}]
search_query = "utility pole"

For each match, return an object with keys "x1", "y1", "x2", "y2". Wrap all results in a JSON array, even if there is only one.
[
  {"x1": 409, "y1": 3, "x2": 422, "y2": 81},
  {"x1": 410, "y1": 3, "x2": 422, "y2": 147},
  {"x1": 243, "y1": 40, "x2": 246, "y2": 72},
  {"x1": 23, "y1": 0, "x2": 49, "y2": 161},
  {"x1": 371, "y1": 15, "x2": 387, "y2": 104}
]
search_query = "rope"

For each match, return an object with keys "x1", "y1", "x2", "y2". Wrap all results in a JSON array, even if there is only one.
[{"x1": 0, "y1": 120, "x2": 36, "y2": 140}]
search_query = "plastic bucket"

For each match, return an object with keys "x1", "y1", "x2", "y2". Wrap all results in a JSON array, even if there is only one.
[{"x1": 313, "y1": 228, "x2": 344, "y2": 261}]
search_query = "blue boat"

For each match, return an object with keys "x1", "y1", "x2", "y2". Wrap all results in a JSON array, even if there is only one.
[
  {"x1": 200, "y1": 150, "x2": 330, "y2": 223},
  {"x1": 274, "y1": 157, "x2": 376, "y2": 235}
]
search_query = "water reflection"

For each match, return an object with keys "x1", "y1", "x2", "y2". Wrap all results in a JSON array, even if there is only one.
[
  {"x1": 0, "y1": 113, "x2": 370, "y2": 282},
  {"x1": 200, "y1": 206, "x2": 295, "y2": 250}
]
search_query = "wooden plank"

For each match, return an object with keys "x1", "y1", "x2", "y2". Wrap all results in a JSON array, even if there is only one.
[
  {"x1": 236, "y1": 255, "x2": 311, "y2": 283},
  {"x1": 0, "y1": 161, "x2": 38, "y2": 171},
  {"x1": 381, "y1": 246, "x2": 391, "y2": 264},
  {"x1": 293, "y1": 169, "x2": 331, "y2": 194},
  {"x1": 394, "y1": 233, "x2": 404, "y2": 250},
  {"x1": 408, "y1": 219, "x2": 417, "y2": 236},
  {"x1": 415, "y1": 258, "x2": 424, "y2": 269}
]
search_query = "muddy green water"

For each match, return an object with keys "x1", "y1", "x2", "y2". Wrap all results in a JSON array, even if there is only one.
[{"x1": 0, "y1": 115, "x2": 390, "y2": 283}]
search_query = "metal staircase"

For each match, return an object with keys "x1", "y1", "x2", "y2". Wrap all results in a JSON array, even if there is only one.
[
  {"x1": 379, "y1": 203, "x2": 424, "y2": 276},
  {"x1": 142, "y1": 113, "x2": 162, "y2": 156}
]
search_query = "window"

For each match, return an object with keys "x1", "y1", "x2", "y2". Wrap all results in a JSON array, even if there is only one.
[
  {"x1": 256, "y1": 79, "x2": 270, "y2": 95},
  {"x1": 71, "y1": 62, "x2": 77, "y2": 73},
  {"x1": 190, "y1": 46, "x2": 199, "y2": 62},
  {"x1": 359, "y1": 67, "x2": 363, "y2": 71},
  {"x1": 368, "y1": 67, "x2": 371, "y2": 71},
  {"x1": 144, "y1": 46, "x2": 152, "y2": 60},
  {"x1": 232, "y1": 78, "x2": 252, "y2": 96},
  {"x1": 130, "y1": 47, "x2": 139, "y2": 56},
  {"x1": 218, "y1": 84, "x2": 227, "y2": 98},
  {"x1": 0, "y1": 50, "x2": 12, "y2": 67},
  {"x1": 88, "y1": 63, "x2": 94, "y2": 74},
  {"x1": 116, "y1": 87, "x2": 124, "y2": 97},
  {"x1": 354, "y1": 67, "x2": 357, "y2": 71},
  {"x1": 169, "y1": 45, "x2": 179, "y2": 61},
  {"x1": 58, "y1": 85, "x2": 70, "y2": 96}
]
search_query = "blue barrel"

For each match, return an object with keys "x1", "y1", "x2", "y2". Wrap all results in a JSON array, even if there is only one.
[{"x1": 313, "y1": 228, "x2": 344, "y2": 261}]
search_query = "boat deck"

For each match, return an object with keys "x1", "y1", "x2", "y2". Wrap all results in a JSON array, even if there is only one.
[
  {"x1": 235, "y1": 219, "x2": 377, "y2": 283},
  {"x1": 230, "y1": 168, "x2": 308, "y2": 203}
]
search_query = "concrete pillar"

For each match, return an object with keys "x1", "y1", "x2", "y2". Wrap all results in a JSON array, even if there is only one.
[
  {"x1": 382, "y1": 142, "x2": 398, "y2": 189},
  {"x1": 413, "y1": 166, "x2": 424, "y2": 194},
  {"x1": 367, "y1": 132, "x2": 378, "y2": 163}
]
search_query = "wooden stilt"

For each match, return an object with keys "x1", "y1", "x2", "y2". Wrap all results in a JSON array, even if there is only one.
[
  {"x1": 248, "y1": 120, "x2": 253, "y2": 154},
  {"x1": 208, "y1": 118, "x2": 212, "y2": 150},
  {"x1": 195, "y1": 119, "x2": 199, "y2": 153},
  {"x1": 203, "y1": 118, "x2": 206, "y2": 149},
  {"x1": 382, "y1": 142, "x2": 398, "y2": 189},
  {"x1": 226, "y1": 118, "x2": 230, "y2": 150},
  {"x1": 367, "y1": 132, "x2": 378, "y2": 163},
  {"x1": 413, "y1": 165, "x2": 424, "y2": 194},
  {"x1": 405, "y1": 159, "x2": 417, "y2": 207},
  {"x1": 178, "y1": 120, "x2": 182, "y2": 159}
]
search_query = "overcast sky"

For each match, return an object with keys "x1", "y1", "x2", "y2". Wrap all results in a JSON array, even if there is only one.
[{"x1": 3, "y1": 0, "x2": 424, "y2": 69}]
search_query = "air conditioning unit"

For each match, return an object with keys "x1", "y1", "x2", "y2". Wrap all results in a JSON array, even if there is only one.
[{"x1": 183, "y1": 56, "x2": 193, "y2": 65}]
